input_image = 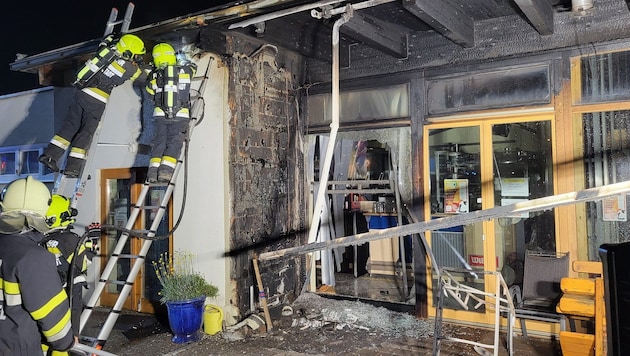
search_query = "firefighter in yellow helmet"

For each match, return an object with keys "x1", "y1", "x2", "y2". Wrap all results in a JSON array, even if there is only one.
[
  {"x1": 0, "y1": 177, "x2": 76, "y2": 354},
  {"x1": 145, "y1": 42, "x2": 197, "y2": 183},
  {"x1": 39, "y1": 33, "x2": 146, "y2": 178},
  {"x1": 42, "y1": 195, "x2": 99, "y2": 338}
]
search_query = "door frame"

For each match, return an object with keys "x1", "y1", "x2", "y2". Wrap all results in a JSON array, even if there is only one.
[
  {"x1": 98, "y1": 168, "x2": 172, "y2": 313},
  {"x1": 423, "y1": 112, "x2": 555, "y2": 326}
]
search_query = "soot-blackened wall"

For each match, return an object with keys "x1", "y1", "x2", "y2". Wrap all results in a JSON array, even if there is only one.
[{"x1": 224, "y1": 35, "x2": 308, "y2": 316}]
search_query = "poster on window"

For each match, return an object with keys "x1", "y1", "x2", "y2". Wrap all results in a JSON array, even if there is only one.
[
  {"x1": 603, "y1": 195, "x2": 627, "y2": 222},
  {"x1": 444, "y1": 179, "x2": 469, "y2": 213}
]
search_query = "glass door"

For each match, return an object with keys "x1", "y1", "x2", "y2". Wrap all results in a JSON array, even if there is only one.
[
  {"x1": 99, "y1": 168, "x2": 171, "y2": 313},
  {"x1": 492, "y1": 121, "x2": 554, "y2": 295},
  {"x1": 426, "y1": 115, "x2": 554, "y2": 323},
  {"x1": 428, "y1": 125, "x2": 485, "y2": 316}
]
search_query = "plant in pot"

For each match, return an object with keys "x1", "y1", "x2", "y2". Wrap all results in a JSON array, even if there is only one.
[{"x1": 153, "y1": 250, "x2": 219, "y2": 343}]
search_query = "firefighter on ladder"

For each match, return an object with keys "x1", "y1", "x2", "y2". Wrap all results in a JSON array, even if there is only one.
[
  {"x1": 145, "y1": 42, "x2": 197, "y2": 183},
  {"x1": 0, "y1": 177, "x2": 76, "y2": 354},
  {"x1": 39, "y1": 33, "x2": 146, "y2": 178},
  {"x1": 42, "y1": 194, "x2": 99, "y2": 340}
]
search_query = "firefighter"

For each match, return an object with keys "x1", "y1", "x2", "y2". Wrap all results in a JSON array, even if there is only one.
[
  {"x1": 0, "y1": 177, "x2": 75, "y2": 354},
  {"x1": 39, "y1": 33, "x2": 146, "y2": 178},
  {"x1": 145, "y1": 42, "x2": 197, "y2": 183},
  {"x1": 42, "y1": 194, "x2": 99, "y2": 337}
]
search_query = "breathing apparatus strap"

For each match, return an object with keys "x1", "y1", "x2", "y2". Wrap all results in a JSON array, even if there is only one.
[{"x1": 73, "y1": 46, "x2": 119, "y2": 89}]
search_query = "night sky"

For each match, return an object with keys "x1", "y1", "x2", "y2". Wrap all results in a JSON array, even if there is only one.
[{"x1": 1, "y1": 1, "x2": 214, "y2": 96}]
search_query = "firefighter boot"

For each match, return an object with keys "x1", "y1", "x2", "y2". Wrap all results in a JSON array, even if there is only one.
[
  {"x1": 63, "y1": 157, "x2": 83, "y2": 178},
  {"x1": 39, "y1": 144, "x2": 66, "y2": 172},
  {"x1": 157, "y1": 165, "x2": 174, "y2": 183},
  {"x1": 147, "y1": 167, "x2": 158, "y2": 183},
  {"x1": 38, "y1": 154, "x2": 60, "y2": 172}
]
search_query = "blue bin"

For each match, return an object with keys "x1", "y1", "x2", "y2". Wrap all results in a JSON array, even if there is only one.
[{"x1": 368, "y1": 216, "x2": 397, "y2": 229}]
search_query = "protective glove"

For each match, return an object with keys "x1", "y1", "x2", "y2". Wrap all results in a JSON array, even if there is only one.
[{"x1": 86, "y1": 222, "x2": 102, "y2": 239}]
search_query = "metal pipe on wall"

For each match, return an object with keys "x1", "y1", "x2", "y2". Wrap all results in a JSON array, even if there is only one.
[
  {"x1": 305, "y1": 7, "x2": 353, "y2": 291},
  {"x1": 307, "y1": 7, "x2": 353, "y2": 245}
]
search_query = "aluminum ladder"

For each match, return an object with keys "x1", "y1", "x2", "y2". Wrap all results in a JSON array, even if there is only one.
[
  {"x1": 77, "y1": 151, "x2": 182, "y2": 350},
  {"x1": 75, "y1": 59, "x2": 212, "y2": 351}
]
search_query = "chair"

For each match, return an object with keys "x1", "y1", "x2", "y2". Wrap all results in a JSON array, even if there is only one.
[{"x1": 513, "y1": 250, "x2": 570, "y2": 337}]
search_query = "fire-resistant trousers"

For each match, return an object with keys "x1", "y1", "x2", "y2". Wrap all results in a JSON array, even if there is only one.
[
  {"x1": 149, "y1": 117, "x2": 189, "y2": 162},
  {"x1": 43, "y1": 89, "x2": 106, "y2": 172}
]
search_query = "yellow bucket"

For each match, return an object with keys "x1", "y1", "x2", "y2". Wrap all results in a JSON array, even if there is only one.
[{"x1": 203, "y1": 304, "x2": 223, "y2": 335}]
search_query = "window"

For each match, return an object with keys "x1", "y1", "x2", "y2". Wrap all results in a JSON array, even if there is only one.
[
  {"x1": 19, "y1": 150, "x2": 40, "y2": 175},
  {"x1": 579, "y1": 50, "x2": 630, "y2": 104},
  {"x1": 426, "y1": 65, "x2": 551, "y2": 116},
  {"x1": 582, "y1": 110, "x2": 630, "y2": 259},
  {"x1": 0, "y1": 145, "x2": 49, "y2": 183},
  {"x1": 307, "y1": 84, "x2": 409, "y2": 129},
  {"x1": 574, "y1": 49, "x2": 630, "y2": 260},
  {"x1": 0, "y1": 152, "x2": 15, "y2": 176}
]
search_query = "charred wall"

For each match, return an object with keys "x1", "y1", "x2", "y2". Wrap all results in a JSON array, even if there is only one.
[{"x1": 219, "y1": 33, "x2": 308, "y2": 316}]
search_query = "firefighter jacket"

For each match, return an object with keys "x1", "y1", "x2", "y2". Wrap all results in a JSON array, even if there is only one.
[
  {"x1": 42, "y1": 227, "x2": 96, "y2": 288},
  {"x1": 0, "y1": 228, "x2": 75, "y2": 354},
  {"x1": 74, "y1": 35, "x2": 142, "y2": 103},
  {"x1": 145, "y1": 62, "x2": 197, "y2": 119}
]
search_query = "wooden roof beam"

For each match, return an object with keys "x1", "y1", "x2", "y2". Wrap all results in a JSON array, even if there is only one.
[
  {"x1": 341, "y1": 11, "x2": 408, "y2": 59},
  {"x1": 402, "y1": 0, "x2": 474, "y2": 47},
  {"x1": 513, "y1": 0, "x2": 554, "y2": 35}
]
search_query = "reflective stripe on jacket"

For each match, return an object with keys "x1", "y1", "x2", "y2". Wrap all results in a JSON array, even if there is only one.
[{"x1": 0, "y1": 231, "x2": 74, "y2": 354}]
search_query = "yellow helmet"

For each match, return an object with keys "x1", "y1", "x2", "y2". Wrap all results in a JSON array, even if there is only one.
[
  {"x1": 45, "y1": 194, "x2": 78, "y2": 228},
  {"x1": 152, "y1": 43, "x2": 176, "y2": 68},
  {"x1": 0, "y1": 176, "x2": 51, "y2": 217},
  {"x1": 116, "y1": 34, "x2": 146, "y2": 59}
]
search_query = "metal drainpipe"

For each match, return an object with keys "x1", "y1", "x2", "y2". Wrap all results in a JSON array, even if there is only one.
[
  {"x1": 306, "y1": 8, "x2": 353, "y2": 291},
  {"x1": 307, "y1": 7, "x2": 353, "y2": 245}
]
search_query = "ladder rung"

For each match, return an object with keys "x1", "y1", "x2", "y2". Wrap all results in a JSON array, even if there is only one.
[
  {"x1": 136, "y1": 205, "x2": 165, "y2": 210},
  {"x1": 146, "y1": 182, "x2": 170, "y2": 187},
  {"x1": 114, "y1": 253, "x2": 144, "y2": 259},
  {"x1": 101, "y1": 280, "x2": 128, "y2": 286}
]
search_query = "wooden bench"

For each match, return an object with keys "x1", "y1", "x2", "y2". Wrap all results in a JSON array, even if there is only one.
[{"x1": 556, "y1": 261, "x2": 606, "y2": 356}]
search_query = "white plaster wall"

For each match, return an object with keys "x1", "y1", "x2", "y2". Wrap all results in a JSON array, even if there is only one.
[{"x1": 170, "y1": 54, "x2": 231, "y2": 312}]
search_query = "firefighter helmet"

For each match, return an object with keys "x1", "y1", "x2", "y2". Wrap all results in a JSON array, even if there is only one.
[
  {"x1": 152, "y1": 43, "x2": 177, "y2": 68},
  {"x1": 116, "y1": 34, "x2": 146, "y2": 59},
  {"x1": 45, "y1": 194, "x2": 78, "y2": 228},
  {"x1": 0, "y1": 176, "x2": 51, "y2": 217}
]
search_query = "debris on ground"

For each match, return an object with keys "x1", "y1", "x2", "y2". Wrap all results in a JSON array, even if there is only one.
[{"x1": 289, "y1": 293, "x2": 434, "y2": 338}]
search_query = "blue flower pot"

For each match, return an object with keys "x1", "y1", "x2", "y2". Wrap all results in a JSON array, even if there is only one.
[{"x1": 166, "y1": 296, "x2": 205, "y2": 344}]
